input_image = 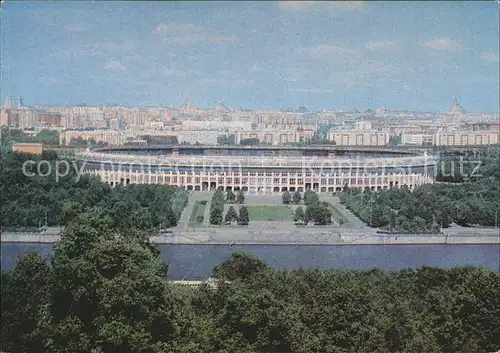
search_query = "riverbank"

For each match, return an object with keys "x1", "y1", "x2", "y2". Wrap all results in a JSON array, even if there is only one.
[{"x1": 2, "y1": 233, "x2": 499, "y2": 245}]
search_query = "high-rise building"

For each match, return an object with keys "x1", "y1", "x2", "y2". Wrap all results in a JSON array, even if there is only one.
[
  {"x1": 3, "y1": 96, "x2": 12, "y2": 109},
  {"x1": 2, "y1": 96, "x2": 22, "y2": 109},
  {"x1": 15, "y1": 96, "x2": 23, "y2": 109}
]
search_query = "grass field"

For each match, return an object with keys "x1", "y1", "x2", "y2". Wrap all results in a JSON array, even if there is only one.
[
  {"x1": 247, "y1": 205, "x2": 293, "y2": 221},
  {"x1": 188, "y1": 200, "x2": 207, "y2": 227}
]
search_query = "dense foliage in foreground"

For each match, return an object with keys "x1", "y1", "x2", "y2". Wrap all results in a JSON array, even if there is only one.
[
  {"x1": 2, "y1": 213, "x2": 499, "y2": 353},
  {"x1": 0, "y1": 151, "x2": 187, "y2": 229}
]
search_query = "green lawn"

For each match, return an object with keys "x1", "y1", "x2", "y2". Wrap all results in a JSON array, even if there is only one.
[
  {"x1": 188, "y1": 200, "x2": 207, "y2": 227},
  {"x1": 247, "y1": 205, "x2": 293, "y2": 221}
]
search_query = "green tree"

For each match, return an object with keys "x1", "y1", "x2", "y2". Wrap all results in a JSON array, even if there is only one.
[
  {"x1": 239, "y1": 138, "x2": 261, "y2": 146},
  {"x1": 210, "y1": 207, "x2": 223, "y2": 225},
  {"x1": 226, "y1": 190, "x2": 236, "y2": 203},
  {"x1": 282, "y1": 191, "x2": 291, "y2": 204},
  {"x1": 292, "y1": 191, "x2": 302, "y2": 204},
  {"x1": 238, "y1": 206, "x2": 250, "y2": 225},
  {"x1": 294, "y1": 206, "x2": 305, "y2": 224},
  {"x1": 40, "y1": 218, "x2": 175, "y2": 353},
  {"x1": 213, "y1": 253, "x2": 267, "y2": 282},
  {"x1": 303, "y1": 190, "x2": 319, "y2": 205},
  {"x1": 225, "y1": 206, "x2": 238, "y2": 224},
  {"x1": 304, "y1": 202, "x2": 332, "y2": 225},
  {"x1": 236, "y1": 190, "x2": 245, "y2": 204},
  {"x1": 1, "y1": 252, "x2": 52, "y2": 353}
]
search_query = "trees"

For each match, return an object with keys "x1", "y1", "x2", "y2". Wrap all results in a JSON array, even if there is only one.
[
  {"x1": 226, "y1": 190, "x2": 236, "y2": 203},
  {"x1": 210, "y1": 207, "x2": 223, "y2": 225},
  {"x1": 0, "y1": 151, "x2": 187, "y2": 229},
  {"x1": 343, "y1": 168, "x2": 500, "y2": 232},
  {"x1": 1, "y1": 252, "x2": 52, "y2": 353},
  {"x1": 294, "y1": 206, "x2": 305, "y2": 224},
  {"x1": 304, "y1": 202, "x2": 332, "y2": 225},
  {"x1": 38, "y1": 215, "x2": 175, "y2": 353},
  {"x1": 292, "y1": 191, "x2": 302, "y2": 204},
  {"x1": 212, "y1": 253, "x2": 267, "y2": 281},
  {"x1": 303, "y1": 190, "x2": 319, "y2": 205},
  {"x1": 236, "y1": 190, "x2": 245, "y2": 204},
  {"x1": 209, "y1": 190, "x2": 225, "y2": 225},
  {"x1": 225, "y1": 206, "x2": 238, "y2": 224},
  {"x1": 2, "y1": 244, "x2": 500, "y2": 353},
  {"x1": 282, "y1": 191, "x2": 291, "y2": 204},
  {"x1": 238, "y1": 206, "x2": 250, "y2": 225},
  {"x1": 314, "y1": 204, "x2": 332, "y2": 225},
  {"x1": 239, "y1": 138, "x2": 260, "y2": 146}
]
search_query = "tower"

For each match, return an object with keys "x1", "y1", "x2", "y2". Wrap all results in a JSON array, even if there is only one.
[
  {"x1": 4, "y1": 96, "x2": 12, "y2": 109},
  {"x1": 15, "y1": 96, "x2": 23, "y2": 109}
]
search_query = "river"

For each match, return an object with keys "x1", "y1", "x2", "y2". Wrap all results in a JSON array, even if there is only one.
[{"x1": 1, "y1": 243, "x2": 499, "y2": 280}]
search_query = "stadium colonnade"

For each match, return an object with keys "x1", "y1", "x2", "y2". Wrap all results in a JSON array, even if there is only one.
[{"x1": 77, "y1": 145, "x2": 438, "y2": 194}]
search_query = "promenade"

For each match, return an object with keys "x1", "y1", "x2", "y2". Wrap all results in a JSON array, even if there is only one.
[{"x1": 2, "y1": 228, "x2": 499, "y2": 245}]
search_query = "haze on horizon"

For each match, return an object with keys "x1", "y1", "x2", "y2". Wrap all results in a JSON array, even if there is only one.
[{"x1": 1, "y1": 1, "x2": 499, "y2": 112}]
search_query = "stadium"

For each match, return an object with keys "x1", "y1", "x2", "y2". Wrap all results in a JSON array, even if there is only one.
[{"x1": 77, "y1": 145, "x2": 438, "y2": 194}]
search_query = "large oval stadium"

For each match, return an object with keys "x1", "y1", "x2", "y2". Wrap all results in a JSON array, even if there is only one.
[{"x1": 77, "y1": 145, "x2": 438, "y2": 194}]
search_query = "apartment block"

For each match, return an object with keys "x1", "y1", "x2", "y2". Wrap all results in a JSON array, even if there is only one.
[
  {"x1": 236, "y1": 128, "x2": 316, "y2": 145},
  {"x1": 60, "y1": 130, "x2": 125, "y2": 146},
  {"x1": 434, "y1": 132, "x2": 499, "y2": 146},
  {"x1": 327, "y1": 132, "x2": 389, "y2": 146}
]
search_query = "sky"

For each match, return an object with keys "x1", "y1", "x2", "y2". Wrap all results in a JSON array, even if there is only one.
[{"x1": 1, "y1": 1, "x2": 499, "y2": 111}]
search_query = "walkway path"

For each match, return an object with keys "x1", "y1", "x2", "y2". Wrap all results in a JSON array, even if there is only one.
[
  {"x1": 319, "y1": 194, "x2": 371, "y2": 230},
  {"x1": 174, "y1": 197, "x2": 194, "y2": 232},
  {"x1": 175, "y1": 191, "x2": 213, "y2": 231},
  {"x1": 202, "y1": 200, "x2": 212, "y2": 227}
]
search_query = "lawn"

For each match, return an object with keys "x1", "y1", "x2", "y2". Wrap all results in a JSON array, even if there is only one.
[
  {"x1": 247, "y1": 205, "x2": 293, "y2": 221},
  {"x1": 188, "y1": 200, "x2": 207, "y2": 227}
]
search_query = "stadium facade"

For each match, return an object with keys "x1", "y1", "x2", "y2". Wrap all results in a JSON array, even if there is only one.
[{"x1": 77, "y1": 145, "x2": 438, "y2": 194}]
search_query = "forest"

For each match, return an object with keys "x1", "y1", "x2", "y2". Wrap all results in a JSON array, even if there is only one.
[
  {"x1": 342, "y1": 148, "x2": 500, "y2": 232},
  {"x1": 2, "y1": 217, "x2": 499, "y2": 353},
  {"x1": 0, "y1": 150, "x2": 187, "y2": 230},
  {"x1": 1, "y1": 149, "x2": 499, "y2": 352}
]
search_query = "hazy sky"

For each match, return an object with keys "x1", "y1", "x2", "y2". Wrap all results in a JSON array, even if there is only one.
[{"x1": 1, "y1": 1, "x2": 499, "y2": 111}]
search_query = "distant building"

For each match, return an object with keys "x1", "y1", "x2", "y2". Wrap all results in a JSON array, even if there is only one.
[
  {"x1": 236, "y1": 127, "x2": 316, "y2": 145},
  {"x1": 12, "y1": 143, "x2": 43, "y2": 154},
  {"x1": 448, "y1": 98, "x2": 466, "y2": 115},
  {"x1": 327, "y1": 131, "x2": 389, "y2": 146},
  {"x1": 3, "y1": 96, "x2": 22, "y2": 109},
  {"x1": 109, "y1": 118, "x2": 126, "y2": 131},
  {"x1": 15, "y1": 96, "x2": 23, "y2": 109},
  {"x1": 434, "y1": 131, "x2": 499, "y2": 146},
  {"x1": 0, "y1": 109, "x2": 8, "y2": 126},
  {"x1": 355, "y1": 121, "x2": 372, "y2": 131},
  {"x1": 38, "y1": 111, "x2": 62, "y2": 127},
  {"x1": 5, "y1": 110, "x2": 20, "y2": 128},
  {"x1": 3, "y1": 96, "x2": 12, "y2": 109},
  {"x1": 60, "y1": 130, "x2": 124, "y2": 146},
  {"x1": 401, "y1": 133, "x2": 434, "y2": 146}
]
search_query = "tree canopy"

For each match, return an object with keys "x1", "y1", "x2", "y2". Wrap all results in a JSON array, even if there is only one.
[{"x1": 0, "y1": 150, "x2": 187, "y2": 230}]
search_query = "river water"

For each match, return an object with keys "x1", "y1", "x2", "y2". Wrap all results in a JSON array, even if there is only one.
[{"x1": 1, "y1": 243, "x2": 499, "y2": 280}]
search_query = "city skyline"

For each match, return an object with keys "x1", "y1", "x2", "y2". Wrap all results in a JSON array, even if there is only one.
[{"x1": 1, "y1": 1, "x2": 499, "y2": 111}]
